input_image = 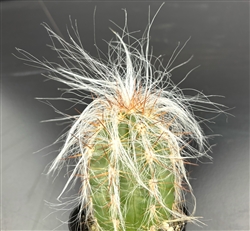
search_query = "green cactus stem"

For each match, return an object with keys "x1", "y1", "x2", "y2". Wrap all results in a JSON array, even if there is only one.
[{"x1": 88, "y1": 112, "x2": 177, "y2": 230}]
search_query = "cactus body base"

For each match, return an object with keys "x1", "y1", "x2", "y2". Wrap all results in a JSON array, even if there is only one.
[{"x1": 68, "y1": 205, "x2": 187, "y2": 231}]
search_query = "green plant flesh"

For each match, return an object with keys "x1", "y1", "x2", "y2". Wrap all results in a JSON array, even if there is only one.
[{"x1": 89, "y1": 114, "x2": 176, "y2": 231}]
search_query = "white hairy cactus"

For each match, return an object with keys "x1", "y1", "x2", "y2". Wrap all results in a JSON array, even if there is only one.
[{"x1": 16, "y1": 6, "x2": 224, "y2": 231}]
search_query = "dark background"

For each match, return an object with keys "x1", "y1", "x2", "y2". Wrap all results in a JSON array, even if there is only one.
[{"x1": 1, "y1": 1, "x2": 249, "y2": 230}]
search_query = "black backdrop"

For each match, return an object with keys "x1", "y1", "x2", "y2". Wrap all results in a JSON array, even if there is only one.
[{"x1": 1, "y1": 1, "x2": 249, "y2": 230}]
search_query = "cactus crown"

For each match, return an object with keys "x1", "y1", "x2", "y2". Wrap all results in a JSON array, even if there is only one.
[{"x1": 16, "y1": 6, "x2": 224, "y2": 231}]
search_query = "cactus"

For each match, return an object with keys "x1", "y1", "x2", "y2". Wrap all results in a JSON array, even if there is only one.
[{"x1": 16, "y1": 8, "x2": 224, "y2": 231}]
